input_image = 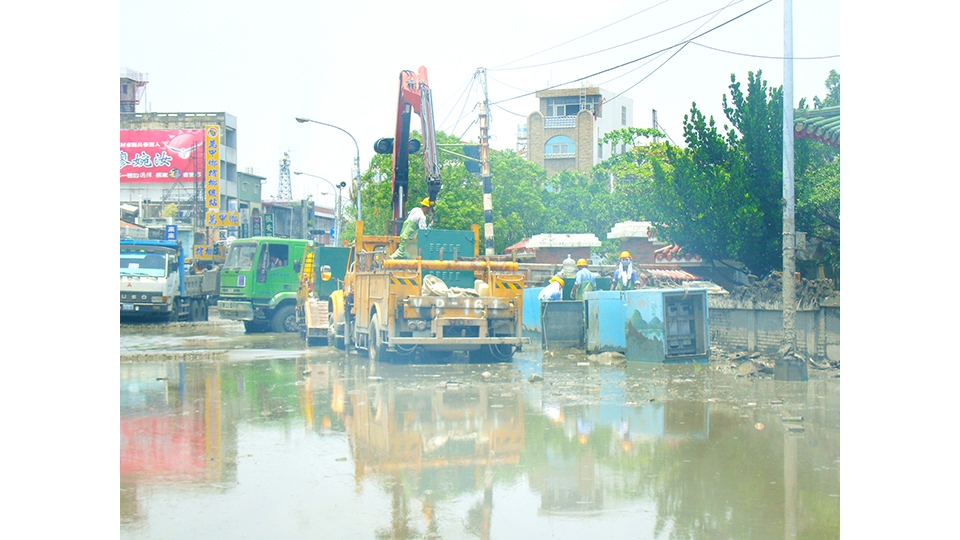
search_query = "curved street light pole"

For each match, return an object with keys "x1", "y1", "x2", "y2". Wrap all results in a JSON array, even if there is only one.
[
  {"x1": 295, "y1": 117, "x2": 362, "y2": 222},
  {"x1": 293, "y1": 171, "x2": 342, "y2": 245}
]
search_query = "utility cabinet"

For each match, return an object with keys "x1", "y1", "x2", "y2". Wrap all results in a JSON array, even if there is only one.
[
  {"x1": 417, "y1": 229, "x2": 476, "y2": 288},
  {"x1": 585, "y1": 289, "x2": 709, "y2": 363},
  {"x1": 541, "y1": 301, "x2": 585, "y2": 349}
]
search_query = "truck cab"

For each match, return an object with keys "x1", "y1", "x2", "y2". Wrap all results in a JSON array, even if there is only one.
[
  {"x1": 121, "y1": 239, "x2": 215, "y2": 322},
  {"x1": 121, "y1": 241, "x2": 182, "y2": 319},
  {"x1": 217, "y1": 237, "x2": 309, "y2": 333}
]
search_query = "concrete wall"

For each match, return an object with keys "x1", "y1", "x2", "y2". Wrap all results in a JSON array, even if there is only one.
[{"x1": 708, "y1": 306, "x2": 839, "y2": 362}]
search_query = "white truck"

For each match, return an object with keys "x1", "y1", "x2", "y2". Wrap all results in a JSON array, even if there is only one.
[{"x1": 120, "y1": 239, "x2": 218, "y2": 322}]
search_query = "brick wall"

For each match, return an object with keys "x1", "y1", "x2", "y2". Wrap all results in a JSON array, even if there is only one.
[
  {"x1": 618, "y1": 237, "x2": 666, "y2": 264},
  {"x1": 708, "y1": 306, "x2": 840, "y2": 362},
  {"x1": 535, "y1": 247, "x2": 591, "y2": 264}
]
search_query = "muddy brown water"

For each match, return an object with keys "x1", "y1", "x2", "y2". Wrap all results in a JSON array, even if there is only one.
[{"x1": 120, "y1": 311, "x2": 839, "y2": 540}]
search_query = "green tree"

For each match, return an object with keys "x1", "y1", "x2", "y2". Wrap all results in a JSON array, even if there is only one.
[
  {"x1": 643, "y1": 70, "x2": 807, "y2": 275},
  {"x1": 795, "y1": 70, "x2": 841, "y2": 279}
]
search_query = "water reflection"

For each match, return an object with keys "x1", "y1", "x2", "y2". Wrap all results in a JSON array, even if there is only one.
[{"x1": 119, "y1": 345, "x2": 839, "y2": 539}]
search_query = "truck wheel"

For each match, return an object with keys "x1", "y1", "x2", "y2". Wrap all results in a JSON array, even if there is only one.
[
  {"x1": 167, "y1": 299, "x2": 181, "y2": 323},
  {"x1": 243, "y1": 320, "x2": 265, "y2": 333},
  {"x1": 272, "y1": 305, "x2": 298, "y2": 333},
  {"x1": 189, "y1": 299, "x2": 202, "y2": 322},
  {"x1": 368, "y1": 314, "x2": 390, "y2": 362},
  {"x1": 200, "y1": 302, "x2": 209, "y2": 321}
]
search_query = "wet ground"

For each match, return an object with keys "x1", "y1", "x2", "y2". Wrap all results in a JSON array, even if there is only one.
[{"x1": 120, "y1": 310, "x2": 839, "y2": 540}]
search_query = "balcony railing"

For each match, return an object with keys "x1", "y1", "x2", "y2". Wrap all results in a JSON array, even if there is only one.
[{"x1": 544, "y1": 116, "x2": 576, "y2": 129}]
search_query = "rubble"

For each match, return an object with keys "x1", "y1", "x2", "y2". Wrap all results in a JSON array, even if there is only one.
[{"x1": 709, "y1": 271, "x2": 838, "y2": 310}]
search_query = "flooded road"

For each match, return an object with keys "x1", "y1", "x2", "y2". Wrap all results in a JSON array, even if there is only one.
[{"x1": 120, "y1": 312, "x2": 839, "y2": 540}]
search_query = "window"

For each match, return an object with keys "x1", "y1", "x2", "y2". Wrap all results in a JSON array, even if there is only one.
[
  {"x1": 598, "y1": 143, "x2": 603, "y2": 159},
  {"x1": 621, "y1": 106, "x2": 627, "y2": 125},
  {"x1": 120, "y1": 252, "x2": 167, "y2": 278},
  {"x1": 545, "y1": 95, "x2": 601, "y2": 117},
  {"x1": 545, "y1": 135, "x2": 575, "y2": 158},
  {"x1": 224, "y1": 244, "x2": 258, "y2": 270}
]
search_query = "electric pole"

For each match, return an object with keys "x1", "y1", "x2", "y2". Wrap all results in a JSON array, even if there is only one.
[
  {"x1": 478, "y1": 68, "x2": 495, "y2": 257},
  {"x1": 777, "y1": 0, "x2": 807, "y2": 381}
]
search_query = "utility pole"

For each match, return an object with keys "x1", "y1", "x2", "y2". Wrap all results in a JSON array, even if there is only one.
[
  {"x1": 478, "y1": 68, "x2": 495, "y2": 257},
  {"x1": 776, "y1": 0, "x2": 807, "y2": 381}
]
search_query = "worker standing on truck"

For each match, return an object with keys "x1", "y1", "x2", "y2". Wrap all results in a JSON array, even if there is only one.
[
  {"x1": 389, "y1": 198, "x2": 434, "y2": 259},
  {"x1": 570, "y1": 258, "x2": 596, "y2": 300},
  {"x1": 611, "y1": 251, "x2": 646, "y2": 290},
  {"x1": 538, "y1": 276, "x2": 564, "y2": 301}
]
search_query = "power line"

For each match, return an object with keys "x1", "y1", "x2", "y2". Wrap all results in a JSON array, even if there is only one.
[
  {"x1": 492, "y1": 103, "x2": 528, "y2": 118},
  {"x1": 439, "y1": 72, "x2": 479, "y2": 134},
  {"x1": 491, "y1": 0, "x2": 772, "y2": 106},
  {"x1": 491, "y1": 0, "x2": 747, "y2": 72},
  {"x1": 688, "y1": 41, "x2": 840, "y2": 60},
  {"x1": 601, "y1": 0, "x2": 739, "y2": 102},
  {"x1": 493, "y1": 0, "x2": 674, "y2": 70}
]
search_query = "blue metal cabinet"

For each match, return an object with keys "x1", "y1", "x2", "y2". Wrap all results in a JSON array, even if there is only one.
[
  {"x1": 523, "y1": 287, "x2": 543, "y2": 335},
  {"x1": 585, "y1": 288, "x2": 709, "y2": 363}
]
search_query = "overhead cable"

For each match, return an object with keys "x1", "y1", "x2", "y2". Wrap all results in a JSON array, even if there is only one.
[{"x1": 491, "y1": 0, "x2": 772, "y2": 106}]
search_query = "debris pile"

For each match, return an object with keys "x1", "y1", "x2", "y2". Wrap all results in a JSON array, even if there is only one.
[{"x1": 710, "y1": 272, "x2": 837, "y2": 310}]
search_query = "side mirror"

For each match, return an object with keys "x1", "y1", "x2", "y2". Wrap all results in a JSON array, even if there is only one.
[{"x1": 320, "y1": 265, "x2": 332, "y2": 282}]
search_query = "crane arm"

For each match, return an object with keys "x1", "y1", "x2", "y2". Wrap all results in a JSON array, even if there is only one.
[{"x1": 375, "y1": 66, "x2": 442, "y2": 234}]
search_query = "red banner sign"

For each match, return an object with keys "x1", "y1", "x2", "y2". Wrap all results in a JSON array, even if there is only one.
[{"x1": 120, "y1": 129, "x2": 205, "y2": 183}]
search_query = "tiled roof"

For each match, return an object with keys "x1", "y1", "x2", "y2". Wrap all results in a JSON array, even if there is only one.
[
  {"x1": 120, "y1": 219, "x2": 144, "y2": 229},
  {"x1": 653, "y1": 244, "x2": 701, "y2": 263},
  {"x1": 645, "y1": 268, "x2": 701, "y2": 281},
  {"x1": 504, "y1": 238, "x2": 533, "y2": 253},
  {"x1": 795, "y1": 106, "x2": 839, "y2": 148}
]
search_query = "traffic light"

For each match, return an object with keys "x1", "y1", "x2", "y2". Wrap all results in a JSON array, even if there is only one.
[{"x1": 463, "y1": 145, "x2": 481, "y2": 175}]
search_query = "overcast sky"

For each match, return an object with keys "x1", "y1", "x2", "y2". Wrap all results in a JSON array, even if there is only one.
[{"x1": 119, "y1": 0, "x2": 840, "y2": 204}]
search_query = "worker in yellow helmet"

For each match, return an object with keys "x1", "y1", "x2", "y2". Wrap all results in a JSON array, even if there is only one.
[
  {"x1": 389, "y1": 198, "x2": 434, "y2": 259},
  {"x1": 611, "y1": 251, "x2": 646, "y2": 290},
  {"x1": 538, "y1": 275, "x2": 564, "y2": 302},
  {"x1": 570, "y1": 258, "x2": 596, "y2": 300}
]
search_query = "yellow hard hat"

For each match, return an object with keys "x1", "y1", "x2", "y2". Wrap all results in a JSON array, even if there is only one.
[
  {"x1": 420, "y1": 197, "x2": 434, "y2": 207},
  {"x1": 550, "y1": 276, "x2": 564, "y2": 287},
  {"x1": 576, "y1": 258, "x2": 588, "y2": 267},
  {"x1": 619, "y1": 251, "x2": 631, "y2": 259}
]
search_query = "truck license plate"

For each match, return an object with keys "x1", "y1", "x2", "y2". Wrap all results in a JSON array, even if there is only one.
[{"x1": 122, "y1": 303, "x2": 135, "y2": 311}]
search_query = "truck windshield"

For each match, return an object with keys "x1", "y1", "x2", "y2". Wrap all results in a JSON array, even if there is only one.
[
  {"x1": 120, "y1": 251, "x2": 167, "y2": 278},
  {"x1": 223, "y1": 244, "x2": 258, "y2": 270}
]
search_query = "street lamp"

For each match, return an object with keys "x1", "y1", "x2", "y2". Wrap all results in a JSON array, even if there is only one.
[
  {"x1": 294, "y1": 171, "x2": 344, "y2": 245},
  {"x1": 295, "y1": 117, "x2": 362, "y2": 222}
]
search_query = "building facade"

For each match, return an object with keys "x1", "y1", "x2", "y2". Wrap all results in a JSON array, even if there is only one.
[
  {"x1": 120, "y1": 111, "x2": 244, "y2": 246},
  {"x1": 526, "y1": 86, "x2": 634, "y2": 176}
]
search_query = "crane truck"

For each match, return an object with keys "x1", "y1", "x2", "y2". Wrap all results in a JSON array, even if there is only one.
[
  {"x1": 325, "y1": 66, "x2": 528, "y2": 362},
  {"x1": 120, "y1": 239, "x2": 218, "y2": 322}
]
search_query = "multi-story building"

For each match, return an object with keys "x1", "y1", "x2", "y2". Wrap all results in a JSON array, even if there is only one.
[
  {"x1": 120, "y1": 110, "x2": 241, "y2": 246},
  {"x1": 525, "y1": 86, "x2": 634, "y2": 176}
]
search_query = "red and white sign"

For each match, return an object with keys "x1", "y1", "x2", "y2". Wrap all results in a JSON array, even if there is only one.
[{"x1": 120, "y1": 129, "x2": 205, "y2": 183}]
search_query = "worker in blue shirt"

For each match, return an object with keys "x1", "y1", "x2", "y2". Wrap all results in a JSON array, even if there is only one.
[
  {"x1": 570, "y1": 258, "x2": 596, "y2": 300},
  {"x1": 538, "y1": 276, "x2": 564, "y2": 301}
]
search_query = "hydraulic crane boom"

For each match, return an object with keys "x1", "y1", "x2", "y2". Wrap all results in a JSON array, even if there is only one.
[{"x1": 374, "y1": 66, "x2": 442, "y2": 235}]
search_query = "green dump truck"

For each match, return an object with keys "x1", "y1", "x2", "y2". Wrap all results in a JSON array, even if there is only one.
[{"x1": 217, "y1": 237, "x2": 310, "y2": 333}]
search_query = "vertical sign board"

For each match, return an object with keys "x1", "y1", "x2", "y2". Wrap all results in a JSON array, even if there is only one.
[
  {"x1": 264, "y1": 213, "x2": 274, "y2": 236},
  {"x1": 204, "y1": 126, "x2": 221, "y2": 210},
  {"x1": 252, "y1": 216, "x2": 262, "y2": 237},
  {"x1": 165, "y1": 224, "x2": 178, "y2": 241}
]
